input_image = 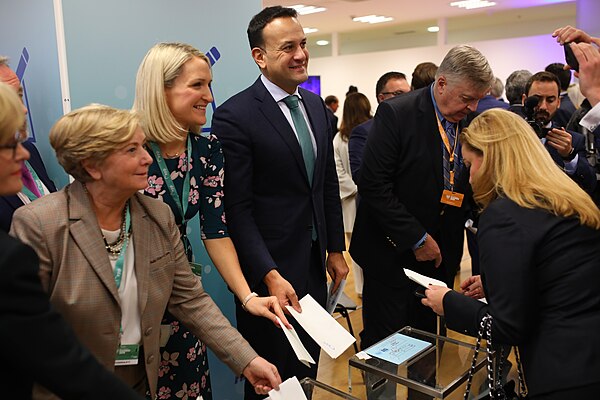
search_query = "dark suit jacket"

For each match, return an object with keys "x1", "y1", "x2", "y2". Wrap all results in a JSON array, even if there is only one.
[
  {"x1": 443, "y1": 197, "x2": 600, "y2": 396},
  {"x1": 348, "y1": 118, "x2": 373, "y2": 184},
  {"x1": 326, "y1": 106, "x2": 338, "y2": 134},
  {"x1": 350, "y1": 86, "x2": 470, "y2": 287},
  {"x1": 545, "y1": 126, "x2": 596, "y2": 193},
  {"x1": 475, "y1": 95, "x2": 509, "y2": 114},
  {"x1": 553, "y1": 93, "x2": 576, "y2": 128},
  {"x1": 0, "y1": 230, "x2": 143, "y2": 400},
  {"x1": 212, "y1": 77, "x2": 345, "y2": 296},
  {"x1": 0, "y1": 141, "x2": 57, "y2": 232}
]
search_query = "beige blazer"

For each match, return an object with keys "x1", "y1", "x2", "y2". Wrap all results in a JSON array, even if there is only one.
[
  {"x1": 333, "y1": 132, "x2": 357, "y2": 233},
  {"x1": 11, "y1": 181, "x2": 257, "y2": 399}
]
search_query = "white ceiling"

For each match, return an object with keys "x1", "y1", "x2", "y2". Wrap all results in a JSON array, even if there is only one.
[{"x1": 262, "y1": 0, "x2": 575, "y2": 35}]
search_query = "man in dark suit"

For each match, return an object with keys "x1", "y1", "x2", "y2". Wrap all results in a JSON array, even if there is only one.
[
  {"x1": 348, "y1": 71, "x2": 410, "y2": 183},
  {"x1": 505, "y1": 69, "x2": 532, "y2": 118},
  {"x1": 523, "y1": 71, "x2": 596, "y2": 194},
  {"x1": 350, "y1": 45, "x2": 494, "y2": 351},
  {"x1": 324, "y1": 94, "x2": 339, "y2": 133},
  {"x1": 211, "y1": 6, "x2": 348, "y2": 399},
  {"x1": 0, "y1": 57, "x2": 56, "y2": 232}
]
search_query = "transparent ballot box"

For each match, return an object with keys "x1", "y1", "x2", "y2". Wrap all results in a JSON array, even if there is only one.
[
  {"x1": 348, "y1": 326, "x2": 492, "y2": 399},
  {"x1": 300, "y1": 377, "x2": 360, "y2": 399}
]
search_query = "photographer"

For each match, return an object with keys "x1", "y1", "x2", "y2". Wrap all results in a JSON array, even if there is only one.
[{"x1": 522, "y1": 71, "x2": 596, "y2": 193}]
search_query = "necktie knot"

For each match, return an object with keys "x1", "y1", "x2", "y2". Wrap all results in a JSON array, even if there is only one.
[{"x1": 283, "y1": 95, "x2": 300, "y2": 110}]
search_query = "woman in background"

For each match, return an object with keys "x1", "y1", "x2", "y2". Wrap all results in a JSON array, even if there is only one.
[
  {"x1": 333, "y1": 92, "x2": 371, "y2": 296},
  {"x1": 422, "y1": 109, "x2": 600, "y2": 399},
  {"x1": 133, "y1": 42, "x2": 288, "y2": 399}
]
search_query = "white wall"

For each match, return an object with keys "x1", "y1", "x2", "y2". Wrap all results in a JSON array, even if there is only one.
[{"x1": 311, "y1": 34, "x2": 568, "y2": 115}]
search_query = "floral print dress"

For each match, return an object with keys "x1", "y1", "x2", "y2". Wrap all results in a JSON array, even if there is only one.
[{"x1": 144, "y1": 133, "x2": 227, "y2": 400}]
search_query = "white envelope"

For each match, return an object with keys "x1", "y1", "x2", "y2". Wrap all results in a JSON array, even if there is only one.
[
  {"x1": 286, "y1": 294, "x2": 356, "y2": 359},
  {"x1": 276, "y1": 317, "x2": 315, "y2": 368},
  {"x1": 403, "y1": 268, "x2": 447, "y2": 288},
  {"x1": 267, "y1": 376, "x2": 308, "y2": 400}
]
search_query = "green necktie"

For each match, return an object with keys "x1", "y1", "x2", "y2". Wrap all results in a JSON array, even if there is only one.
[{"x1": 282, "y1": 95, "x2": 315, "y2": 186}]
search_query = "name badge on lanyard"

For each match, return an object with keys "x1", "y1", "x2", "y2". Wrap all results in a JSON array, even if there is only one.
[
  {"x1": 115, "y1": 344, "x2": 140, "y2": 366},
  {"x1": 436, "y1": 114, "x2": 464, "y2": 208}
]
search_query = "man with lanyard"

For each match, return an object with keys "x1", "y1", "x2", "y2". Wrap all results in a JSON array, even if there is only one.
[
  {"x1": 350, "y1": 45, "x2": 493, "y2": 354},
  {"x1": 0, "y1": 57, "x2": 56, "y2": 232}
]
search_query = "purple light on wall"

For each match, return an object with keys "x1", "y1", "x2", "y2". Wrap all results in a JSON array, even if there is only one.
[{"x1": 299, "y1": 75, "x2": 321, "y2": 96}]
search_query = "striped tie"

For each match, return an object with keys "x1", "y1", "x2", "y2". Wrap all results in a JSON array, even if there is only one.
[{"x1": 442, "y1": 121, "x2": 456, "y2": 190}]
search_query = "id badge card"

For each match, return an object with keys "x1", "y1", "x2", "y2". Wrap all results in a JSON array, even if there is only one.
[
  {"x1": 115, "y1": 344, "x2": 140, "y2": 366},
  {"x1": 440, "y1": 190, "x2": 464, "y2": 207}
]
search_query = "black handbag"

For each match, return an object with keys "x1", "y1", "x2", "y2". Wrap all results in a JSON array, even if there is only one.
[{"x1": 464, "y1": 314, "x2": 528, "y2": 400}]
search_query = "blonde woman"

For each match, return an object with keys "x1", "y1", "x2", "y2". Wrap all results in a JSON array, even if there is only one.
[
  {"x1": 423, "y1": 109, "x2": 600, "y2": 399},
  {"x1": 133, "y1": 42, "x2": 288, "y2": 399}
]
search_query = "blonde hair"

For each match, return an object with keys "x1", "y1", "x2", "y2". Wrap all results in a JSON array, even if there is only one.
[
  {"x1": 460, "y1": 108, "x2": 600, "y2": 229},
  {"x1": 50, "y1": 104, "x2": 140, "y2": 182},
  {"x1": 133, "y1": 42, "x2": 210, "y2": 143},
  {"x1": 0, "y1": 83, "x2": 24, "y2": 144}
]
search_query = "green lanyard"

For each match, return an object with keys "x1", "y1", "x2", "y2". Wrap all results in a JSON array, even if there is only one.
[
  {"x1": 113, "y1": 203, "x2": 131, "y2": 289},
  {"x1": 148, "y1": 136, "x2": 192, "y2": 225},
  {"x1": 21, "y1": 161, "x2": 45, "y2": 201}
]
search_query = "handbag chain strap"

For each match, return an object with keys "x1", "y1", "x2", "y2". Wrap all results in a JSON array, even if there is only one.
[
  {"x1": 464, "y1": 314, "x2": 496, "y2": 399},
  {"x1": 464, "y1": 313, "x2": 529, "y2": 399}
]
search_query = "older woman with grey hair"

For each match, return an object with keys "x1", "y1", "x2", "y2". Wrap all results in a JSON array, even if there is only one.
[{"x1": 10, "y1": 104, "x2": 281, "y2": 399}]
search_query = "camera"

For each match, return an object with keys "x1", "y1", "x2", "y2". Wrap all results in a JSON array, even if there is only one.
[{"x1": 523, "y1": 95, "x2": 551, "y2": 138}]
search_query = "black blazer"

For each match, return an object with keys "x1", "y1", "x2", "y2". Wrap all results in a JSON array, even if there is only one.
[
  {"x1": 444, "y1": 198, "x2": 600, "y2": 396},
  {"x1": 350, "y1": 86, "x2": 470, "y2": 287},
  {"x1": 212, "y1": 77, "x2": 345, "y2": 296},
  {"x1": 0, "y1": 141, "x2": 57, "y2": 232},
  {"x1": 0, "y1": 230, "x2": 143, "y2": 399}
]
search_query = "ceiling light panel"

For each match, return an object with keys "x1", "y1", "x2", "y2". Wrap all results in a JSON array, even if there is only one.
[
  {"x1": 316, "y1": 40, "x2": 330, "y2": 46},
  {"x1": 290, "y1": 4, "x2": 327, "y2": 15},
  {"x1": 427, "y1": 26, "x2": 440, "y2": 32},
  {"x1": 450, "y1": 0, "x2": 496, "y2": 10},
  {"x1": 304, "y1": 27, "x2": 319, "y2": 34},
  {"x1": 352, "y1": 15, "x2": 394, "y2": 24}
]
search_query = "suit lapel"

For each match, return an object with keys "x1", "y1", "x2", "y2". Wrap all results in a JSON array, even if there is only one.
[
  {"x1": 130, "y1": 194, "x2": 150, "y2": 316},
  {"x1": 68, "y1": 181, "x2": 121, "y2": 305},
  {"x1": 418, "y1": 89, "x2": 444, "y2": 190},
  {"x1": 253, "y1": 79, "x2": 311, "y2": 185}
]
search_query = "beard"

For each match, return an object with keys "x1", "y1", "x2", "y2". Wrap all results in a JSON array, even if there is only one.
[{"x1": 534, "y1": 109, "x2": 551, "y2": 125}]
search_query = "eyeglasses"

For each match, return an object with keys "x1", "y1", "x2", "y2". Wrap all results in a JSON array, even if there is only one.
[
  {"x1": 380, "y1": 90, "x2": 406, "y2": 97},
  {"x1": 0, "y1": 131, "x2": 28, "y2": 159}
]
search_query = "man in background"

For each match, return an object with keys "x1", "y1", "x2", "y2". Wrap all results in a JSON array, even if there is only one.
[
  {"x1": 325, "y1": 94, "x2": 339, "y2": 133},
  {"x1": 546, "y1": 62, "x2": 576, "y2": 126},
  {"x1": 0, "y1": 56, "x2": 56, "y2": 232},
  {"x1": 523, "y1": 71, "x2": 596, "y2": 194},
  {"x1": 348, "y1": 71, "x2": 410, "y2": 183},
  {"x1": 506, "y1": 69, "x2": 532, "y2": 117}
]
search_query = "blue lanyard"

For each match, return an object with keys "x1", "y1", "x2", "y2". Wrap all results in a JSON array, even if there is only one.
[
  {"x1": 148, "y1": 136, "x2": 192, "y2": 225},
  {"x1": 113, "y1": 203, "x2": 131, "y2": 289},
  {"x1": 21, "y1": 161, "x2": 45, "y2": 201}
]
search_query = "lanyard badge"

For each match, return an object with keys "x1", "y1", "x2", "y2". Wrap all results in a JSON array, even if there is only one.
[{"x1": 435, "y1": 114, "x2": 464, "y2": 208}]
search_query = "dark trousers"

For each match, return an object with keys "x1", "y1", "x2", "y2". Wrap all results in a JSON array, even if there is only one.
[
  {"x1": 530, "y1": 381, "x2": 600, "y2": 399},
  {"x1": 238, "y1": 243, "x2": 326, "y2": 400}
]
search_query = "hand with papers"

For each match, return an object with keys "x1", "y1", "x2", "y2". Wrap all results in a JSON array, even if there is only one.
[
  {"x1": 277, "y1": 294, "x2": 357, "y2": 366},
  {"x1": 326, "y1": 252, "x2": 349, "y2": 294},
  {"x1": 242, "y1": 356, "x2": 282, "y2": 395},
  {"x1": 403, "y1": 268, "x2": 450, "y2": 316}
]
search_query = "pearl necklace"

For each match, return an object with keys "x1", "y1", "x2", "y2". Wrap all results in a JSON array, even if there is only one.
[{"x1": 102, "y1": 203, "x2": 131, "y2": 255}]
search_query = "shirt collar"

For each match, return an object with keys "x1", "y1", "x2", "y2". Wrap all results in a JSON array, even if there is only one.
[
  {"x1": 261, "y1": 74, "x2": 301, "y2": 103},
  {"x1": 430, "y1": 84, "x2": 450, "y2": 128}
]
